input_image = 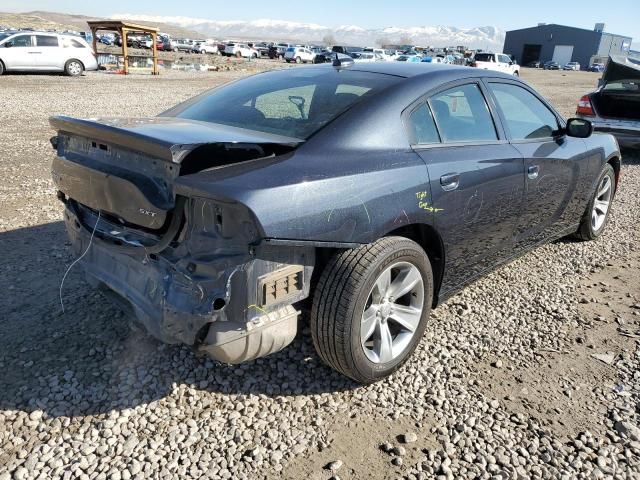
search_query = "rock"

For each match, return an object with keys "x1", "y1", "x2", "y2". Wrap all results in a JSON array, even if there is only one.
[
  {"x1": 392, "y1": 457, "x2": 403, "y2": 466},
  {"x1": 325, "y1": 460, "x2": 343, "y2": 472},
  {"x1": 591, "y1": 353, "x2": 616, "y2": 365},
  {"x1": 403, "y1": 432, "x2": 418, "y2": 443},
  {"x1": 492, "y1": 359, "x2": 504, "y2": 368}
]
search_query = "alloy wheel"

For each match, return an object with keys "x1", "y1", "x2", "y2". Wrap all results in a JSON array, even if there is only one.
[
  {"x1": 591, "y1": 174, "x2": 612, "y2": 231},
  {"x1": 361, "y1": 262, "x2": 424, "y2": 363}
]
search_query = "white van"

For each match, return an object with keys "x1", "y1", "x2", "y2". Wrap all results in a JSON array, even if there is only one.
[{"x1": 0, "y1": 31, "x2": 98, "y2": 76}]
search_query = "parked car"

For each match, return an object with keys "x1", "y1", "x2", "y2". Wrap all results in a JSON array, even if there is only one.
[
  {"x1": 471, "y1": 52, "x2": 519, "y2": 76},
  {"x1": 395, "y1": 54, "x2": 422, "y2": 63},
  {"x1": 576, "y1": 55, "x2": 640, "y2": 149},
  {"x1": 331, "y1": 45, "x2": 364, "y2": 57},
  {"x1": 50, "y1": 63, "x2": 620, "y2": 383},
  {"x1": 352, "y1": 52, "x2": 380, "y2": 63},
  {"x1": 563, "y1": 62, "x2": 581, "y2": 71},
  {"x1": 362, "y1": 48, "x2": 394, "y2": 61},
  {"x1": 0, "y1": 31, "x2": 98, "y2": 76},
  {"x1": 172, "y1": 39, "x2": 195, "y2": 53},
  {"x1": 252, "y1": 42, "x2": 271, "y2": 57},
  {"x1": 284, "y1": 46, "x2": 314, "y2": 63},
  {"x1": 311, "y1": 49, "x2": 334, "y2": 64},
  {"x1": 589, "y1": 63, "x2": 605, "y2": 72},
  {"x1": 195, "y1": 42, "x2": 218, "y2": 55},
  {"x1": 224, "y1": 43, "x2": 258, "y2": 58},
  {"x1": 527, "y1": 60, "x2": 542, "y2": 68},
  {"x1": 157, "y1": 38, "x2": 173, "y2": 51},
  {"x1": 268, "y1": 43, "x2": 292, "y2": 59},
  {"x1": 543, "y1": 61, "x2": 560, "y2": 70}
]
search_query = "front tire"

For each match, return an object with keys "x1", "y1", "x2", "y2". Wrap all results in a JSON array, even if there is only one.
[
  {"x1": 574, "y1": 163, "x2": 615, "y2": 241},
  {"x1": 311, "y1": 237, "x2": 433, "y2": 384},
  {"x1": 64, "y1": 59, "x2": 84, "y2": 77},
  {"x1": 0, "y1": 60, "x2": 4, "y2": 76}
]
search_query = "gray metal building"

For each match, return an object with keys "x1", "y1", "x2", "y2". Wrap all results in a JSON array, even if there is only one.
[{"x1": 503, "y1": 23, "x2": 632, "y2": 68}]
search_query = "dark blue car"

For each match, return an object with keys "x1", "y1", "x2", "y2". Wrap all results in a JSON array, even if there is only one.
[{"x1": 51, "y1": 63, "x2": 620, "y2": 383}]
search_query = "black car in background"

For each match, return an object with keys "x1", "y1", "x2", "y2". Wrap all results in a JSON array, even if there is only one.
[
  {"x1": 544, "y1": 61, "x2": 560, "y2": 70},
  {"x1": 50, "y1": 63, "x2": 620, "y2": 383},
  {"x1": 331, "y1": 45, "x2": 364, "y2": 57}
]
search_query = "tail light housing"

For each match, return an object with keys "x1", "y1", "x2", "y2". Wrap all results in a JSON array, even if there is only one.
[{"x1": 577, "y1": 95, "x2": 595, "y2": 116}]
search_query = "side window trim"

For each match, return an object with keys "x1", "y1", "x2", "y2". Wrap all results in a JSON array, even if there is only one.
[
  {"x1": 402, "y1": 78, "x2": 509, "y2": 149},
  {"x1": 407, "y1": 102, "x2": 441, "y2": 145},
  {"x1": 482, "y1": 78, "x2": 565, "y2": 143}
]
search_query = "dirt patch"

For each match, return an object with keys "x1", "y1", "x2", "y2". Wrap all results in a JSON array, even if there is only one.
[
  {"x1": 282, "y1": 414, "x2": 438, "y2": 479},
  {"x1": 475, "y1": 248, "x2": 640, "y2": 441}
]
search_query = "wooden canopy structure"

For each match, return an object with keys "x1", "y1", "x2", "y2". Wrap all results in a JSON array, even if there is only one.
[{"x1": 87, "y1": 20, "x2": 160, "y2": 75}]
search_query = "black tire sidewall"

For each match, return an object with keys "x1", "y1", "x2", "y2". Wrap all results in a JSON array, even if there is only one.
[
  {"x1": 584, "y1": 164, "x2": 615, "y2": 238},
  {"x1": 348, "y1": 243, "x2": 433, "y2": 382}
]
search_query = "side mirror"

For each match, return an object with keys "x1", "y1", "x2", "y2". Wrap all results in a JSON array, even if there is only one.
[
  {"x1": 509, "y1": 61, "x2": 513, "y2": 65},
  {"x1": 566, "y1": 118, "x2": 593, "y2": 138},
  {"x1": 4, "y1": 42, "x2": 12, "y2": 48}
]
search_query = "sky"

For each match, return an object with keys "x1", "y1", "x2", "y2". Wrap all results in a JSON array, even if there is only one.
[{"x1": 3, "y1": 0, "x2": 640, "y2": 40}]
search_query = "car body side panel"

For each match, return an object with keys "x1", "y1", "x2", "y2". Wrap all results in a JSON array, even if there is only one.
[
  {"x1": 175, "y1": 149, "x2": 432, "y2": 245},
  {"x1": 416, "y1": 144, "x2": 524, "y2": 293}
]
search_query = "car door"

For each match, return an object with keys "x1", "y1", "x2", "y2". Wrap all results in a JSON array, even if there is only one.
[
  {"x1": 408, "y1": 81, "x2": 525, "y2": 293},
  {"x1": 34, "y1": 34, "x2": 63, "y2": 69},
  {"x1": 1, "y1": 34, "x2": 36, "y2": 69},
  {"x1": 485, "y1": 79, "x2": 591, "y2": 248}
]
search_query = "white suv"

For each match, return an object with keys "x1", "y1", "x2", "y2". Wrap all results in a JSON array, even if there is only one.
[
  {"x1": 472, "y1": 52, "x2": 520, "y2": 76},
  {"x1": 284, "y1": 46, "x2": 314, "y2": 63},
  {"x1": 0, "y1": 31, "x2": 98, "y2": 76},
  {"x1": 224, "y1": 43, "x2": 259, "y2": 58}
]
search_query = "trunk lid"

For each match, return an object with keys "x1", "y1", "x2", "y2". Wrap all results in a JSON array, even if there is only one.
[
  {"x1": 592, "y1": 55, "x2": 640, "y2": 121},
  {"x1": 50, "y1": 115, "x2": 302, "y2": 230}
]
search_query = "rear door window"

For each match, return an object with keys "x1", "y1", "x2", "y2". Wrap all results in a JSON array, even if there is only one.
[
  {"x1": 35, "y1": 35, "x2": 59, "y2": 47},
  {"x1": 428, "y1": 84, "x2": 498, "y2": 143},
  {"x1": 408, "y1": 104, "x2": 440, "y2": 144},
  {"x1": 489, "y1": 82, "x2": 559, "y2": 140}
]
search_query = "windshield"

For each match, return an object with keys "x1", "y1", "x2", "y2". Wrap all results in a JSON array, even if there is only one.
[
  {"x1": 165, "y1": 69, "x2": 401, "y2": 139},
  {"x1": 603, "y1": 80, "x2": 639, "y2": 92}
]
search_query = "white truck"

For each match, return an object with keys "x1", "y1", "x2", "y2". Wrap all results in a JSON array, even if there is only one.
[{"x1": 472, "y1": 52, "x2": 520, "y2": 76}]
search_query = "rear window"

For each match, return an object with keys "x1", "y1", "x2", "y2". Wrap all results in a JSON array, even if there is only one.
[
  {"x1": 166, "y1": 69, "x2": 401, "y2": 139},
  {"x1": 474, "y1": 53, "x2": 494, "y2": 62}
]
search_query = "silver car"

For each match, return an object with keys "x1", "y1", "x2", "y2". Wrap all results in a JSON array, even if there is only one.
[
  {"x1": 577, "y1": 55, "x2": 640, "y2": 149},
  {"x1": 0, "y1": 31, "x2": 98, "y2": 76}
]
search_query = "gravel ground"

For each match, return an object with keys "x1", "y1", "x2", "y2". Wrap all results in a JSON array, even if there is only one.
[{"x1": 0, "y1": 68, "x2": 639, "y2": 480}]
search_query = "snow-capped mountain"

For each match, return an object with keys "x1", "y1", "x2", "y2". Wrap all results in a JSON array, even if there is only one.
[{"x1": 114, "y1": 14, "x2": 505, "y2": 49}]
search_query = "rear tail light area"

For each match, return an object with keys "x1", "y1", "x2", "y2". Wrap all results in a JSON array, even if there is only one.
[{"x1": 577, "y1": 95, "x2": 595, "y2": 116}]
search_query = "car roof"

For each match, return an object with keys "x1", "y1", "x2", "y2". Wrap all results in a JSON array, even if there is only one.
[{"x1": 346, "y1": 61, "x2": 500, "y2": 79}]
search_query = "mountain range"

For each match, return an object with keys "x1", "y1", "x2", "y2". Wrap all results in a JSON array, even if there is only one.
[{"x1": 114, "y1": 14, "x2": 505, "y2": 50}]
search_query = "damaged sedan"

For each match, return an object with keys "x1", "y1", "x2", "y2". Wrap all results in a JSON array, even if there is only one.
[{"x1": 51, "y1": 62, "x2": 621, "y2": 383}]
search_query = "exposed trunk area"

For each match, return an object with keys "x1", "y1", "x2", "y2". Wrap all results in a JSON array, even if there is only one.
[
  {"x1": 50, "y1": 115, "x2": 301, "y2": 233},
  {"x1": 592, "y1": 92, "x2": 640, "y2": 121}
]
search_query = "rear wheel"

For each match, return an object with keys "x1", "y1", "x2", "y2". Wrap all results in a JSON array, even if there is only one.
[
  {"x1": 0, "y1": 60, "x2": 4, "y2": 76},
  {"x1": 236, "y1": 51, "x2": 242, "y2": 58},
  {"x1": 295, "y1": 56, "x2": 302, "y2": 64},
  {"x1": 65, "y1": 59, "x2": 83, "y2": 77},
  {"x1": 513, "y1": 70, "x2": 519, "y2": 76},
  {"x1": 574, "y1": 163, "x2": 615, "y2": 241},
  {"x1": 311, "y1": 237, "x2": 433, "y2": 383}
]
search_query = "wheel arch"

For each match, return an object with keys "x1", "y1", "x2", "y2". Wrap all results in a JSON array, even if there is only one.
[
  {"x1": 307, "y1": 223, "x2": 446, "y2": 309},
  {"x1": 607, "y1": 155, "x2": 621, "y2": 193}
]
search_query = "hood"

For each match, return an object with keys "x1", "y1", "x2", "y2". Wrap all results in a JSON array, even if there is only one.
[
  {"x1": 49, "y1": 115, "x2": 304, "y2": 162},
  {"x1": 602, "y1": 55, "x2": 640, "y2": 87}
]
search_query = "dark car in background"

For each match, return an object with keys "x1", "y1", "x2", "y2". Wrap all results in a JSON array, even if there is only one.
[
  {"x1": 331, "y1": 45, "x2": 364, "y2": 57},
  {"x1": 577, "y1": 55, "x2": 640, "y2": 149},
  {"x1": 527, "y1": 60, "x2": 542, "y2": 68},
  {"x1": 589, "y1": 63, "x2": 605, "y2": 72},
  {"x1": 543, "y1": 61, "x2": 560, "y2": 70},
  {"x1": 50, "y1": 63, "x2": 620, "y2": 383}
]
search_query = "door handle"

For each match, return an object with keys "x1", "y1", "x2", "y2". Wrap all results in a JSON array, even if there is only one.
[
  {"x1": 440, "y1": 172, "x2": 460, "y2": 191},
  {"x1": 527, "y1": 165, "x2": 539, "y2": 180}
]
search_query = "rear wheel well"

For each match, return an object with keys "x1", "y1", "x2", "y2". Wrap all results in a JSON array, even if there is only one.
[
  {"x1": 608, "y1": 156, "x2": 621, "y2": 192},
  {"x1": 307, "y1": 224, "x2": 445, "y2": 310}
]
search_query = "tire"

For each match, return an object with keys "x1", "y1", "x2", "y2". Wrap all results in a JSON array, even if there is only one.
[
  {"x1": 295, "y1": 56, "x2": 302, "y2": 64},
  {"x1": 0, "y1": 60, "x2": 4, "y2": 76},
  {"x1": 236, "y1": 51, "x2": 242, "y2": 58},
  {"x1": 513, "y1": 70, "x2": 519, "y2": 76},
  {"x1": 252, "y1": 53, "x2": 258, "y2": 59},
  {"x1": 310, "y1": 237, "x2": 433, "y2": 384},
  {"x1": 64, "y1": 59, "x2": 84, "y2": 77},
  {"x1": 574, "y1": 163, "x2": 616, "y2": 241}
]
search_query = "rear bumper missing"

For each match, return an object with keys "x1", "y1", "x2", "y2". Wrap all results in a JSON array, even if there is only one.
[{"x1": 63, "y1": 204, "x2": 314, "y2": 363}]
